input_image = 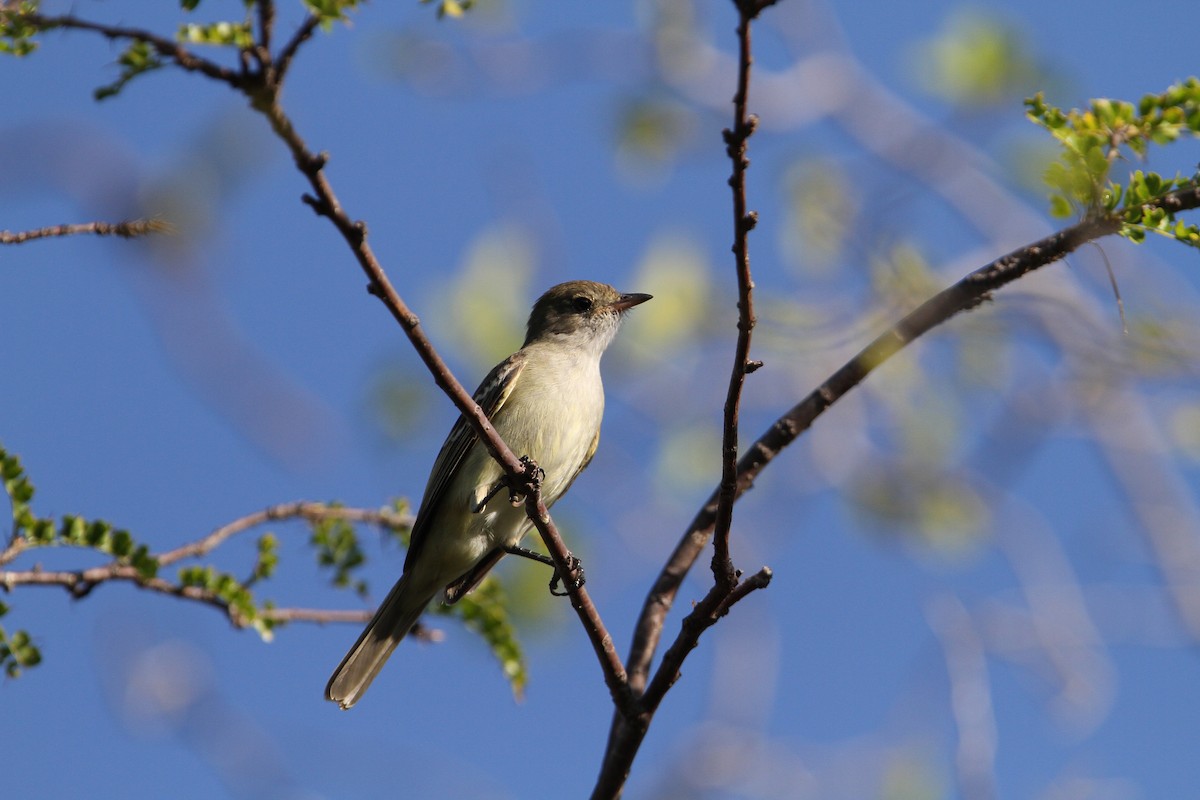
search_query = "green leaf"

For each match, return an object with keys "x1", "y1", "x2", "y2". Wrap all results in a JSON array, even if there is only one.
[
  {"x1": 0, "y1": 1, "x2": 41, "y2": 57},
  {"x1": 1048, "y1": 194, "x2": 1072, "y2": 218},
  {"x1": 310, "y1": 505, "x2": 368, "y2": 596},
  {"x1": 252, "y1": 532, "x2": 280, "y2": 582},
  {"x1": 94, "y1": 41, "x2": 164, "y2": 101},
  {"x1": 0, "y1": 624, "x2": 42, "y2": 679},
  {"x1": 130, "y1": 546, "x2": 159, "y2": 580},
  {"x1": 303, "y1": 0, "x2": 364, "y2": 29}
]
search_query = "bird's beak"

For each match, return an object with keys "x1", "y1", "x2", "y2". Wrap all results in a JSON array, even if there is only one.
[{"x1": 611, "y1": 292, "x2": 653, "y2": 313}]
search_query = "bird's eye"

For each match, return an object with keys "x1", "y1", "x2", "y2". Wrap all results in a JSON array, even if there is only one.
[{"x1": 572, "y1": 295, "x2": 594, "y2": 313}]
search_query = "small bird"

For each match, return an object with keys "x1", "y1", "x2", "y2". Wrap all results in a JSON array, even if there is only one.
[{"x1": 326, "y1": 280, "x2": 651, "y2": 709}]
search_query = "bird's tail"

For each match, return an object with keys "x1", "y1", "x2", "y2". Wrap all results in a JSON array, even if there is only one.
[{"x1": 325, "y1": 574, "x2": 433, "y2": 709}]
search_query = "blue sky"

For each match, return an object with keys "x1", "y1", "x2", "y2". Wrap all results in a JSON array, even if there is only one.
[{"x1": 4, "y1": 1, "x2": 1200, "y2": 798}]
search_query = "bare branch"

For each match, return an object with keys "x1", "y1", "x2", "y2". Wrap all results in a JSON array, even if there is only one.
[
  {"x1": 0, "y1": 219, "x2": 171, "y2": 245},
  {"x1": 274, "y1": 14, "x2": 320, "y2": 83},
  {"x1": 711, "y1": 4, "x2": 760, "y2": 592}
]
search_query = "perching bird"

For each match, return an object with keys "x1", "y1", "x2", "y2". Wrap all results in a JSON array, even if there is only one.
[{"x1": 326, "y1": 280, "x2": 651, "y2": 709}]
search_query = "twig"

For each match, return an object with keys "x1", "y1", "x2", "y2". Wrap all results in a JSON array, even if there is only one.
[
  {"x1": 0, "y1": 563, "x2": 361, "y2": 629},
  {"x1": 711, "y1": 3, "x2": 760, "y2": 592},
  {"x1": 257, "y1": 0, "x2": 275, "y2": 58},
  {"x1": 274, "y1": 14, "x2": 320, "y2": 83},
  {"x1": 0, "y1": 219, "x2": 171, "y2": 245},
  {"x1": 157, "y1": 501, "x2": 412, "y2": 567}
]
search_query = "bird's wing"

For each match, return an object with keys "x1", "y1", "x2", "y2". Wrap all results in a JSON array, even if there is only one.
[{"x1": 403, "y1": 352, "x2": 526, "y2": 571}]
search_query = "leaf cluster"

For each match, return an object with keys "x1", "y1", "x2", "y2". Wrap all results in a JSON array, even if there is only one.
[
  {"x1": 0, "y1": 0, "x2": 38, "y2": 55},
  {"x1": 0, "y1": 601, "x2": 40, "y2": 678},
  {"x1": 3, "y1": 445, "x2": 157, "y2": 579},
  {"x1": 1027, "y1": 79, "x2": 1200, "y2": 246}
]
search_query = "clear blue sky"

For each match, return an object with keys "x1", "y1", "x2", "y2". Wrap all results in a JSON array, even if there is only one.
[{"x1": 4, "y1": 1, "x2": 1200, "y2": 798}]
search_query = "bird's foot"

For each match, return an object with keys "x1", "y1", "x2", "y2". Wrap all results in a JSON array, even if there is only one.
[
  {"x1": 549, "y1": 554, "x2": 585, "y2": 597},
  {"x1": 507, "y1": 455, "x2": 545, "y2": 507}
]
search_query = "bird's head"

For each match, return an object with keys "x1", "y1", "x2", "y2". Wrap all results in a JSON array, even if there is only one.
[{"x1": 523, "y1": 280, "x2": 652, "y2": 354}]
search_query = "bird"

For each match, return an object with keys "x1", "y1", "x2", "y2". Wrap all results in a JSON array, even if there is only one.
[{"x1": 326, "y1": 280, "x2": 651, "y2": 709}]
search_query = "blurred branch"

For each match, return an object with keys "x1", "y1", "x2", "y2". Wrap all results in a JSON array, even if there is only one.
[
  {"x1": 0, "y1": 219, "x2": 171, "y2": 245},
  {"x1": 926, "y1": 594, "x2": 998, "y2": 800}
]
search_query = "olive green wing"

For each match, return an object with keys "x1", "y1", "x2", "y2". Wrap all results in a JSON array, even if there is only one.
[{"x1": 402, "y1": 353, "x2": 526, "y2": 571}]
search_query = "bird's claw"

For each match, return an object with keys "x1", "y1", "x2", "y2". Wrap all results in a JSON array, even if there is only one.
[
  {"x1": 549, "y1": 554, "x2": 585, "y2": 597},
  {"x1": 508, "y1": 455, "x2": 546, "y2": 507}
]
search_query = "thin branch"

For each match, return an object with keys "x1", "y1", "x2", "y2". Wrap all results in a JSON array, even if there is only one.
[
  {"x1": 0, "y1": 563, "x2": 355, "y2": 629},
  {"x1": 16, "y1": 11, "x2": 244, "y2": 88},
  {"x1": 711, "y1": 3, "x2": 761, "y2": 592},
  {"x1": 157, "y1": 501, "x2": 412, "y2": 567},
  {"x1": 594, "y1": 4, "x2": 776, "y2": 795},
  {"x1": 0, "y1": 219, "x2": 171, "y2": 245},
  {"x1": 274, "y1": 14, "x2": 319, "y2": 84},
  {"x1": 257, "y1": 0, "x2": 275, "y2": 57}
]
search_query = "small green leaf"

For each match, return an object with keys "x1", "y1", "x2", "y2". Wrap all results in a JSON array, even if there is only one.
[
  {"x1": 94, "y1": 41, "x2": 164, "y2": 101},
  {"x1": 252, "y1": 532, "x2": 279, "y2": 581},
  {"x1": 1048, "y1": 194, "x2": 1072, "y2": 218}
]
